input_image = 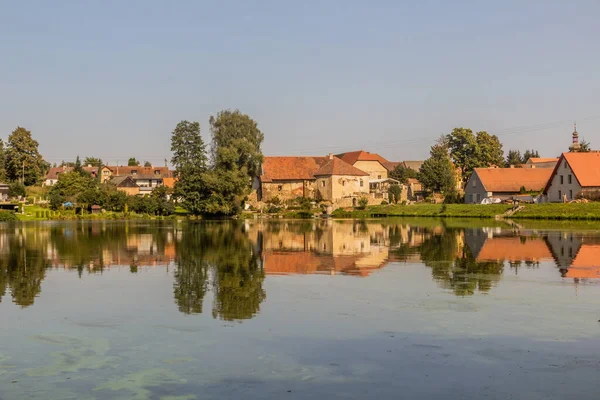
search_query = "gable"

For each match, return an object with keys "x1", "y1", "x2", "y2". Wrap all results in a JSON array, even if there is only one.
[{"x1": 475, "y1": 168, "x2": 552, "y2": 192}]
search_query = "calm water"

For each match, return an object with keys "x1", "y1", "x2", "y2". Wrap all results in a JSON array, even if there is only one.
[{"x1": 1, "y1": 219, "x2": 600, "y2": 399}]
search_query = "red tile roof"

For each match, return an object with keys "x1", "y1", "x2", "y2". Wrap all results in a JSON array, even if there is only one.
[
  {"x1": 45, "y1": 166, "x2": 98, "y2": 179},
  {"x1": 474, "y1": 168, "x2": 553, "y2": 192},
  {"x1": 313, "y1": 157, "x2": 369, "y2": 177},
  {"x1": 383, "y1": 161, "x2": 402, "y2": 172},
  {"x1": 105, "y1": 166, "x2": 173, "y2": 177},
  {"x1": 527, "y1": 158, "x2": 559, "y2": 164},
  {"x1": 477, "y1": 237, "x2": 552, "y2": 262},
  {"x1": 335, "y1": 150, "x2": 389, "y2": 165},
  {"x1": 261, "y1": 156, "x2": 329, "y2": 182},
  {"x1": 563, "y1": 152, "x2": 600, "y2": 187}
]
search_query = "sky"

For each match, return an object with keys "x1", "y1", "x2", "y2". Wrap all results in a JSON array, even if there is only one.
[{"x1": 1, "y1": 0, "x2": 599, "y2": 166}]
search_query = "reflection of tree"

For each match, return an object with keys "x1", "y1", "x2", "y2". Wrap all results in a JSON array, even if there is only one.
[
  {"x1": 0, "y1": 230, "x2": 49, "y2": 307},
  {"x1": 173, "y1": 222, "x2": 266, "y2": 320},
  {"x1": 419, "y1": 228, "x2": 504, "y2": 296}
]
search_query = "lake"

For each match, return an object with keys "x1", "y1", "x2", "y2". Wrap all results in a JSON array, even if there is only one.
[{"x1": 1, "y1": 219, "x2": 599, "y2": 399}]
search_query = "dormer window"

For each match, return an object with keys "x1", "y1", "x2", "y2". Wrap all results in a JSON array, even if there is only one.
[
  {"x1": 132, "y1": 170, "x2": 137, "y2": 175},
  {"x1": 154, "y1": 170, "x2": 160, "y2": 175}
]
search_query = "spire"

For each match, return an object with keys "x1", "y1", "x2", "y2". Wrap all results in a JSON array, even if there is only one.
[{"x1": 569, "y1": 122, "x2": 581, "y2": 152}]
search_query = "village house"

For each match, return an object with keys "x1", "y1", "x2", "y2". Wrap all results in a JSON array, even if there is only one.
[
  {"x1": 313, "y1": 157, "x2": 370, "y2": 207},
  {"x1": 44, "y1": 165, "x2": 99, "y2": 186},
  {"x1": 544, "y1": 152, "x2": 600, "y2": 202},
  {"x1": 110, "y1": 176, "x2": 140, "y2": 196},
  {"x1": 465, "y1": 167, "x2": 553, "y2": 204},
  {"x1": 335, "y1": 150, "x2": 390, "y2": 180},
  {"x1": 524, "y1": 157, "x2": 559, "y2": 169},
  {"x1": 101, "y1": 165, "x2": 174, "y2": 195}
]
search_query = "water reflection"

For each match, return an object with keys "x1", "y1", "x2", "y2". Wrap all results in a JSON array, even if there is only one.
[{"x1": 2, "y1": 220, "x2": 600, "y2": 316}]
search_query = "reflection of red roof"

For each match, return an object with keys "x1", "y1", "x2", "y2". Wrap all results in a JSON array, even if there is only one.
[
  {"x1": 477, "y1": 237, "x2": 552, "y2": 262},
  {"x1": 263, "y1": 251, "x2": 386, "y2": 277},
  {"x1": 335, "y1": 151, "x2": 388, "y2": 165},
  {"x1": 475, "y1": 168, "x2": 552, "y2": 192},
  {"x1": 565, "y1": 245, "x2": 600, "y2": 278},
  {"x1": 313, "y1": 158, "x2": 369, "y2": 177},
  {"x1": 261, "y1": 157, "x2": 329, "y2": 182}
]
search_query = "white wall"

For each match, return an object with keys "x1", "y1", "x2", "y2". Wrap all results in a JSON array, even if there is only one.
[{"x1": 546, "y1": 158, "x2": 582, "y2": 202}]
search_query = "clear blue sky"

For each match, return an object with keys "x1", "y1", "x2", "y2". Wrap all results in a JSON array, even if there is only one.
[{"x1": 1, "y1": 0, "x2": 599, "y2": 166}]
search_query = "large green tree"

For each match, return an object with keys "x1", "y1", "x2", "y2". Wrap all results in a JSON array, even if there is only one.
[
  {"x1": 389, "y1": 164, "x2": 417, "y2": 184},
  {"x1": 447, "y1": 128, "x2": 504, "y2": 183},
  {"x1": 170, "y1": 120, "x2": 208, "y2": 216},
  {"x1": 505, "y1": 150, "x2": 523, "y2": 167},
  {"x1": 209, "y1": 109, "x2": 264, "y2": 179},
  {"x1": 83, "y1": 157, "x2": 101, "y2": 166},
  {"x1": 0, "y1": 139, "x2": 6, "y2": 181},
  {"x1": 418, "y1": 143, "x2": 456, "y2": 194},
  {"x1": 5, "y1": 127, "x2": 49, "y2": 185}
]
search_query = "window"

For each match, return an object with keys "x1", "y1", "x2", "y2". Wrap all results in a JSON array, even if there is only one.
[
  {"x1": 360, "y1": 180, "x2": 363, "y2": 187},
  {"x1": 558, "y1": 190, "x2": 562, "y2": 200},
  {"x1": 568, "y1": 175, "x2": 572, "y2": 184},
  {"x1": 476, "y1": 193, "x2": 481, "y2": 203},
  {"x1": 564, "y1": 162, "x2": 567, "y2": 169},
  {"x1": 569, "y1": 190, "x2": 573, "y2": 199},
  {"x1": 154, "y1": 170, "x2": 160, "y2": 175},
  {"x1": 342, "y1": 181, "x2": 346, "y2": 187},
  {"x1": 321, "y1": 180, "x2": 325, "y2": 187},
  {"x1": 278, "y1": 185, "x2": 282, "y2": 191},
  {"x1": 378, "y1": 175, "x2": 382, "y2": 179},
  {"x1": 560, "y1": 175, "x2": 563, "y2": 184},
  {"x1": 132, "y1": 170, "x2": 137, "y2": 175},
  {"x1": 472, "y1": 179, "x2": 476, "y2": 188},
  {"x1": 469, "y1": 194, "x2": 473, "y2": 203}
]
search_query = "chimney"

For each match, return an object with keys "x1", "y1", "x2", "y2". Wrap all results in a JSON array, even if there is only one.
[
  {"x1": 510, "y1": 165, "x2": 514, "y2": 169},
  {"x1": 328, "y1": 153, "x2": 333, "y2": 160}
]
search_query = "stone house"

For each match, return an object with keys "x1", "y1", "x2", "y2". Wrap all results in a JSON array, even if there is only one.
[
  {"x1": 465, "y1": 168, "x2": 552, "y2": 204},
  {"x1": 313, "y1": 157, "x2": 370, "y2": 206},
  {"x1": 544, "y1": 152, "x2": 600, "y2": 202},
  {"x1": 335, "y1": 150, "x2": 390, "y2": 181}
]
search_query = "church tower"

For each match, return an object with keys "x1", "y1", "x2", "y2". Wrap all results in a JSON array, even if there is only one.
[{"x1": 569, "y1": 123, "x2": 581, "y2": 152}]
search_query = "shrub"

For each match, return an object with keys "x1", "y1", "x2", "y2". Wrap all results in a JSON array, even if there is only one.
[
  {"x1": 357, "y1": 197, "x2": 369, "y2": 210},
  {"x1": 381, "y1": 200, "x2": 389, "y2": 205},
  {"x1": 8, "y1": 182, "x2": 26, "y2": 199},
  {"x1": 388, "y1": 184, "x2": 402, "y2": 204},
  {"x1": 0, "y1": 211, "x2": 18, "y2": 222}
]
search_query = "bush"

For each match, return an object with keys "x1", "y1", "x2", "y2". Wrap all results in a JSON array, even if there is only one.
[
  {"x1": 357, "y1": 197, "x2": 369, "y2": 210},
  {"x1": 8, "y1": 182, "x2": 26, "y2": 199},
  {"x1": 0, "y1": 211, "x2": 18, "y2": 222},
  {"x1": 388, "y1": 184, "x2": 402, "y2": 204},
  {"x1": 381, "y1": 200, "x2": 389, "y2": 205}
]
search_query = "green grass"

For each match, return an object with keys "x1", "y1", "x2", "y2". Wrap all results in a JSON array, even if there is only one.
[
  {"x1": 333, "y1": 203, "x2": 512, "y2": 219},
  {"x1": 511, "y1": 203, "x2": 600, "y2": 220}
]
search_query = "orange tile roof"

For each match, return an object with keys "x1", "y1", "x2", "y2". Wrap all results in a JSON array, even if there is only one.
[
  {"x1": 477, "y1": 237, "x2": 552, "y2": 262},
  {"x1": 475, "y1": 167, "x2": 553, "y2": 192},
  {"x1": 563, "y1": 152, "x2": 600, "y2": 187},
  {"x1": 313, "y1": 157, "x2": 369, "y2": 177},
  {"x1": 261, "y1": 156, "x2": 329, "y2": 181},
  {"x1": 335, "y1": 150, "x2": 389, "y2": 165},
  {"x1": 105, "y1": 166, "x2": 173, "y2": 177},
  {"x1": 527, "y1": 158, "x2": 559, "y2": 164},
  {"x1": 565, "y1": 245, "x2": 600, "y2": 278}
]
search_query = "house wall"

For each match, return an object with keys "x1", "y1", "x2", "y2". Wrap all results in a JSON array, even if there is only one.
[
  {"x1": 464, "y1": 172, "x2": 491, "y2": 204},
  {"x1": 261, "y1": 180, "x2": 315, "y2": 202},
  {"x1": 44, "y1": 178, "x2": 58, "y2": 186},
  {"x1": 546, "y1": 158, "x2": 582, "y2": 202},
  {"x1": 117, "y1": 187, "x2": 140, "y2": 196},
  {"x1": 352, "y1": 161, "x2": 387, "y2": 180},
  {"x1": 331, "y1": 175, "x2": 369, "y2": 201}
]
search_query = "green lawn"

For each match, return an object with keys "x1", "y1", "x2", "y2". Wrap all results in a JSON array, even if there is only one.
[
  {"x1": 511, "y1": 203, "x2": 600, "y2": 220},
  {"x1": 333, "y1": 203, "x2": 512, "y2": 219}
]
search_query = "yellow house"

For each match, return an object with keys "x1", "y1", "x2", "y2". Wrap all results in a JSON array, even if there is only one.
[
  {"x1": 335, "y1": 150, "x2": 390, "y2": 180},
  {"x1": 313, "y1": 157, "x2": 370, "y2": 207}
]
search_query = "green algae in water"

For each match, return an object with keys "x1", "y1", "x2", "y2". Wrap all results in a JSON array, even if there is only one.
[
  {"x1": 162, "y1": 357, "x2": 194, "y2": 365},
  {"x1": 93, "y1": 368, "x2": 189, "y2": 400},
  {"x1": 26, "y1": 335, "x2": 119, "y2": 377}
]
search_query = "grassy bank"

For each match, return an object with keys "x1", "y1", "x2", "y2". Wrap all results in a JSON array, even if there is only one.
[
  {"x1": 16, "y1": 204, "x2": 184, "y2": 222},
  {"x1": 511, "y1": 203, "x2": 600, "y2": 220},
  {"x1": 331, "y1": 203, "x2": 600, "y2": 221},
  {"x1": 332, "y1": 204, "x2": 512, "y2": 219}
]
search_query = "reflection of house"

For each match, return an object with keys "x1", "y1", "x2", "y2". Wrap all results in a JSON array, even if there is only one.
[
  {"x1": 562, "y1": 245, "x2": 600, "y2": 279},
  {"x1": 472, "y1": 236, "x2": 552, "y2": 263},
  {"x1": 545, "y1": 232, "x2": 583, "y2": 268},
  {"x1": 465, "y1": 168, "x2": 552, "y2": 204},
  {"x1": 544, "y1": 152, "x2": 600, "y2": 202},
  {"x1": 44, "y1": 166, "x2": 99, "y2": 186}
]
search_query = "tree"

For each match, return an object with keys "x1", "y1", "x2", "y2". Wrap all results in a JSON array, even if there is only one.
[
  {"x1": 474, "y1": 131, "x2": 504, "y2": 168},
  {"x1": 505, "y1": 150, "x2": 523, "y2": 167},
  {"x1": 128, "y1": 158, "x2": 139, "y2": 166},
  {"x1": 0, "y1": 139, "x2": 6, "y2": 182},
  {"x1": 83, "y1": 157, "x2": 101, "y2": 166},
  {"x1": 8, "y1": 182, "x2": 26, "y2": 199},
  {"x1": 447, "y1": 128, "x2": 503, "y2": 183},
  {"x1": 74, "y1": 155, "x2": 83, "y2": 175},
  {"x1": 144, "y1": 161, "x2": 152, "y2": 167},
  {"x1": 49, "y1": 192, "x2": 64, "y2": 210},
  {"x1": 418, "y1": 143, "x2": 456, "y2": 194},
  {"x1": 388, "y1": 184, "x2": 402, "y2": 204},
  {"x1": 5, "y1": 127, "x2": 49, "y2": 186},
  {"x1": 580, "y1": 140, "x2": 591, "y2": 152},
  {"x1": 151, "y1": 186, "x2": 175, "y2": 216},
  {"x1": 521, "y1": 149, "x2": 540, "y2": 163},
  {"x1": 49, "y1": 172, "x2": 98, "y2": 201},
  {"x1": 209, "y1": 109, "x2": 264, "y2": 180},
  {"x1": 389, "y1": 164, "x2": 417, "y2": 184},
  {"x1": 170, "y1": 121, "x2": 209, "y2": 216}
]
